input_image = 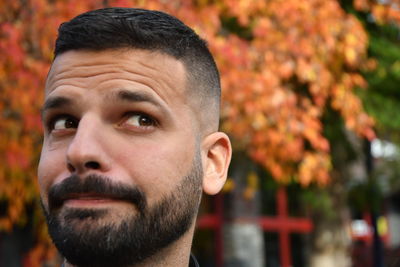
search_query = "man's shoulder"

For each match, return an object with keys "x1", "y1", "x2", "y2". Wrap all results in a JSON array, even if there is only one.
[{"x1": 189, "y1": 254, "x2": 200, "y2": 267}]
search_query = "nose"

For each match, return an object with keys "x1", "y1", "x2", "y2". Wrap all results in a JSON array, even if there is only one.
[{"x1": 66, "y1": 115, "x2": 111, "y2": 174}]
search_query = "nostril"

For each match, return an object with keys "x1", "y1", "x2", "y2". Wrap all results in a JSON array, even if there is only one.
[
  {"x1": 67, "y1": 163, "x2": 76, "y2": 172},
  {"x1": 85, "y1": 161, "x2": 100, "y2": 169}
]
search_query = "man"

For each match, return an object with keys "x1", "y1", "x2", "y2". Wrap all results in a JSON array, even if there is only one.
[{"x1": 38, "y1": 7, "x2": 232, "y2": 267}]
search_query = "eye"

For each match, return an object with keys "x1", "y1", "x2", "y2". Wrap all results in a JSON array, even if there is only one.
[
  {"x1": 50, "y1": 116, "x2": 78, "y2": 131},
  {"x1": 125, "y1": 113, "x2": 156, "y2": 127}
]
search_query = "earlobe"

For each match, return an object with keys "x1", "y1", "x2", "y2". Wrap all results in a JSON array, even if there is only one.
[{"x1": 201, "y1": 132, "x2": 232, "y2": 195}]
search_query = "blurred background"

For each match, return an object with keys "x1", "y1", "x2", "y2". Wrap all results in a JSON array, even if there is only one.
[{"x1": 1, "y1": 0, "x2": 400, "y2": 266}]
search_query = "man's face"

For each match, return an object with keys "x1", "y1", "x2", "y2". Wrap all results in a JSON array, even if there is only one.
[{"x1": 38, "y1": 49, "x2": 204, "y2": 266}]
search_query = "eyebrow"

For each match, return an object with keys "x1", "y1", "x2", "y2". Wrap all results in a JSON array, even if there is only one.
[
  {"x1": 113, "y1": 90, "x2": 161, "y2": 106},
  {"x1": 110, "y1": 89, "x2": 168, "y2": 112},
  {"x1": 41, "y1": 89, "x2": 169, "y2": 119},
  {"x1": 41, "y1": 96, "x2": 72, "y2": 118}
]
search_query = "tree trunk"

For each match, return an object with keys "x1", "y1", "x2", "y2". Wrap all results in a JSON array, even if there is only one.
[
  {"x1": 309, "y1": 122, "x2": 367, "y2": 267},
  {"x1": 223, "y1": 223, "x2": 265, "y2": 267},
  {"x1": 223, "y1": 154, "x2": 265, "y2": 267},
  {"x1": 309, "y1": 180, "x2": 352, "y2": 267}
]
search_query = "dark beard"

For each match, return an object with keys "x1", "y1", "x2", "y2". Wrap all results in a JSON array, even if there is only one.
[{"x1": 41, "y1": 158, "x2": 203, "y2": 267}]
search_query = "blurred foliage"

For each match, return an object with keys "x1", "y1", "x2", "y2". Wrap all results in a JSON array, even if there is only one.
[
  {"x1": 340, "y1": 0, "x2": 400, "y2": 214},
  {"x1": 361, "y1": 25, "x2": 400, "y2": 139},
  {"x1": 344, "y1": 0, "x2": 400, "y2": 140}
]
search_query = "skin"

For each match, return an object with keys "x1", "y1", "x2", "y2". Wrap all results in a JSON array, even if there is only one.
[{"x1": 38, "y1": 49, "x2": 232, "y2": 266}]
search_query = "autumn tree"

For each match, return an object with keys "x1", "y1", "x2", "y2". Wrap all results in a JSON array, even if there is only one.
[{"x1": 0, "y1": 0, "x2": 389, "y2": 266}]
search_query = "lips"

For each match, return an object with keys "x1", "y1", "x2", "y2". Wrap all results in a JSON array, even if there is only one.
[
  {"x1": 48, "y1": 174, "x2": 147, "y2": 213},
  {"x1": 61, "y1": 193, "x2": 130, "y2": 205},
  {"x1": 63, "y1": 192, "x2": 125, "y2": 201}
]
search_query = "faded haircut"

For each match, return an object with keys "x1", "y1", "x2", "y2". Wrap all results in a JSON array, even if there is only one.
[{"x1": 54, "y1": 7, "x2": 221, "y2": 132}]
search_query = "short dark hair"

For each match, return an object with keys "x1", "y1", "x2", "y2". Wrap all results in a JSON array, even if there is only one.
[{"x1": 54, "y1": 7, "x2": 221, "y2": 131}]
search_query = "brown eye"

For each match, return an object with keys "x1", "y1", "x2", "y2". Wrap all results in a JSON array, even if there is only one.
[
  {"x1": 53, "y1": 117, "x2": 78, "y2": 130},
  {"x1": 126, "y1": 114, "x2": 155, "y2": 127}
]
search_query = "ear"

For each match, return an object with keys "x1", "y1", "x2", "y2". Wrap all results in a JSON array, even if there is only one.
[{"x1": 201, "y1": 132, "x2": 232, "y2": 195}]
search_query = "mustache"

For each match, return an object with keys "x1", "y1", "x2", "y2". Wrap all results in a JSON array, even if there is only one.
[{"x1": 48, "y1": 174, "x2": 147, "y2": 213}]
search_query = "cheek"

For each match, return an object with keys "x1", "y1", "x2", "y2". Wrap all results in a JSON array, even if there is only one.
[
  {"x1": 115, "y1": 139, "x2": 196, "y2": 194},
  {"x1": 37, "y1": 148, "x2": 67, "y2": 201}
]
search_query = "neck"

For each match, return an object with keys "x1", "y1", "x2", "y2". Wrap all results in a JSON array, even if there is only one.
[{"x1": 64, "y1": 223, "x2": 196, "y2": 267}]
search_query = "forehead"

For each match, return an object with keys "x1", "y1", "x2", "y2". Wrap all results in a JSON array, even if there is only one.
[{"x1": 45, "y1": 49, "x2": 188, "y2": 103}]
